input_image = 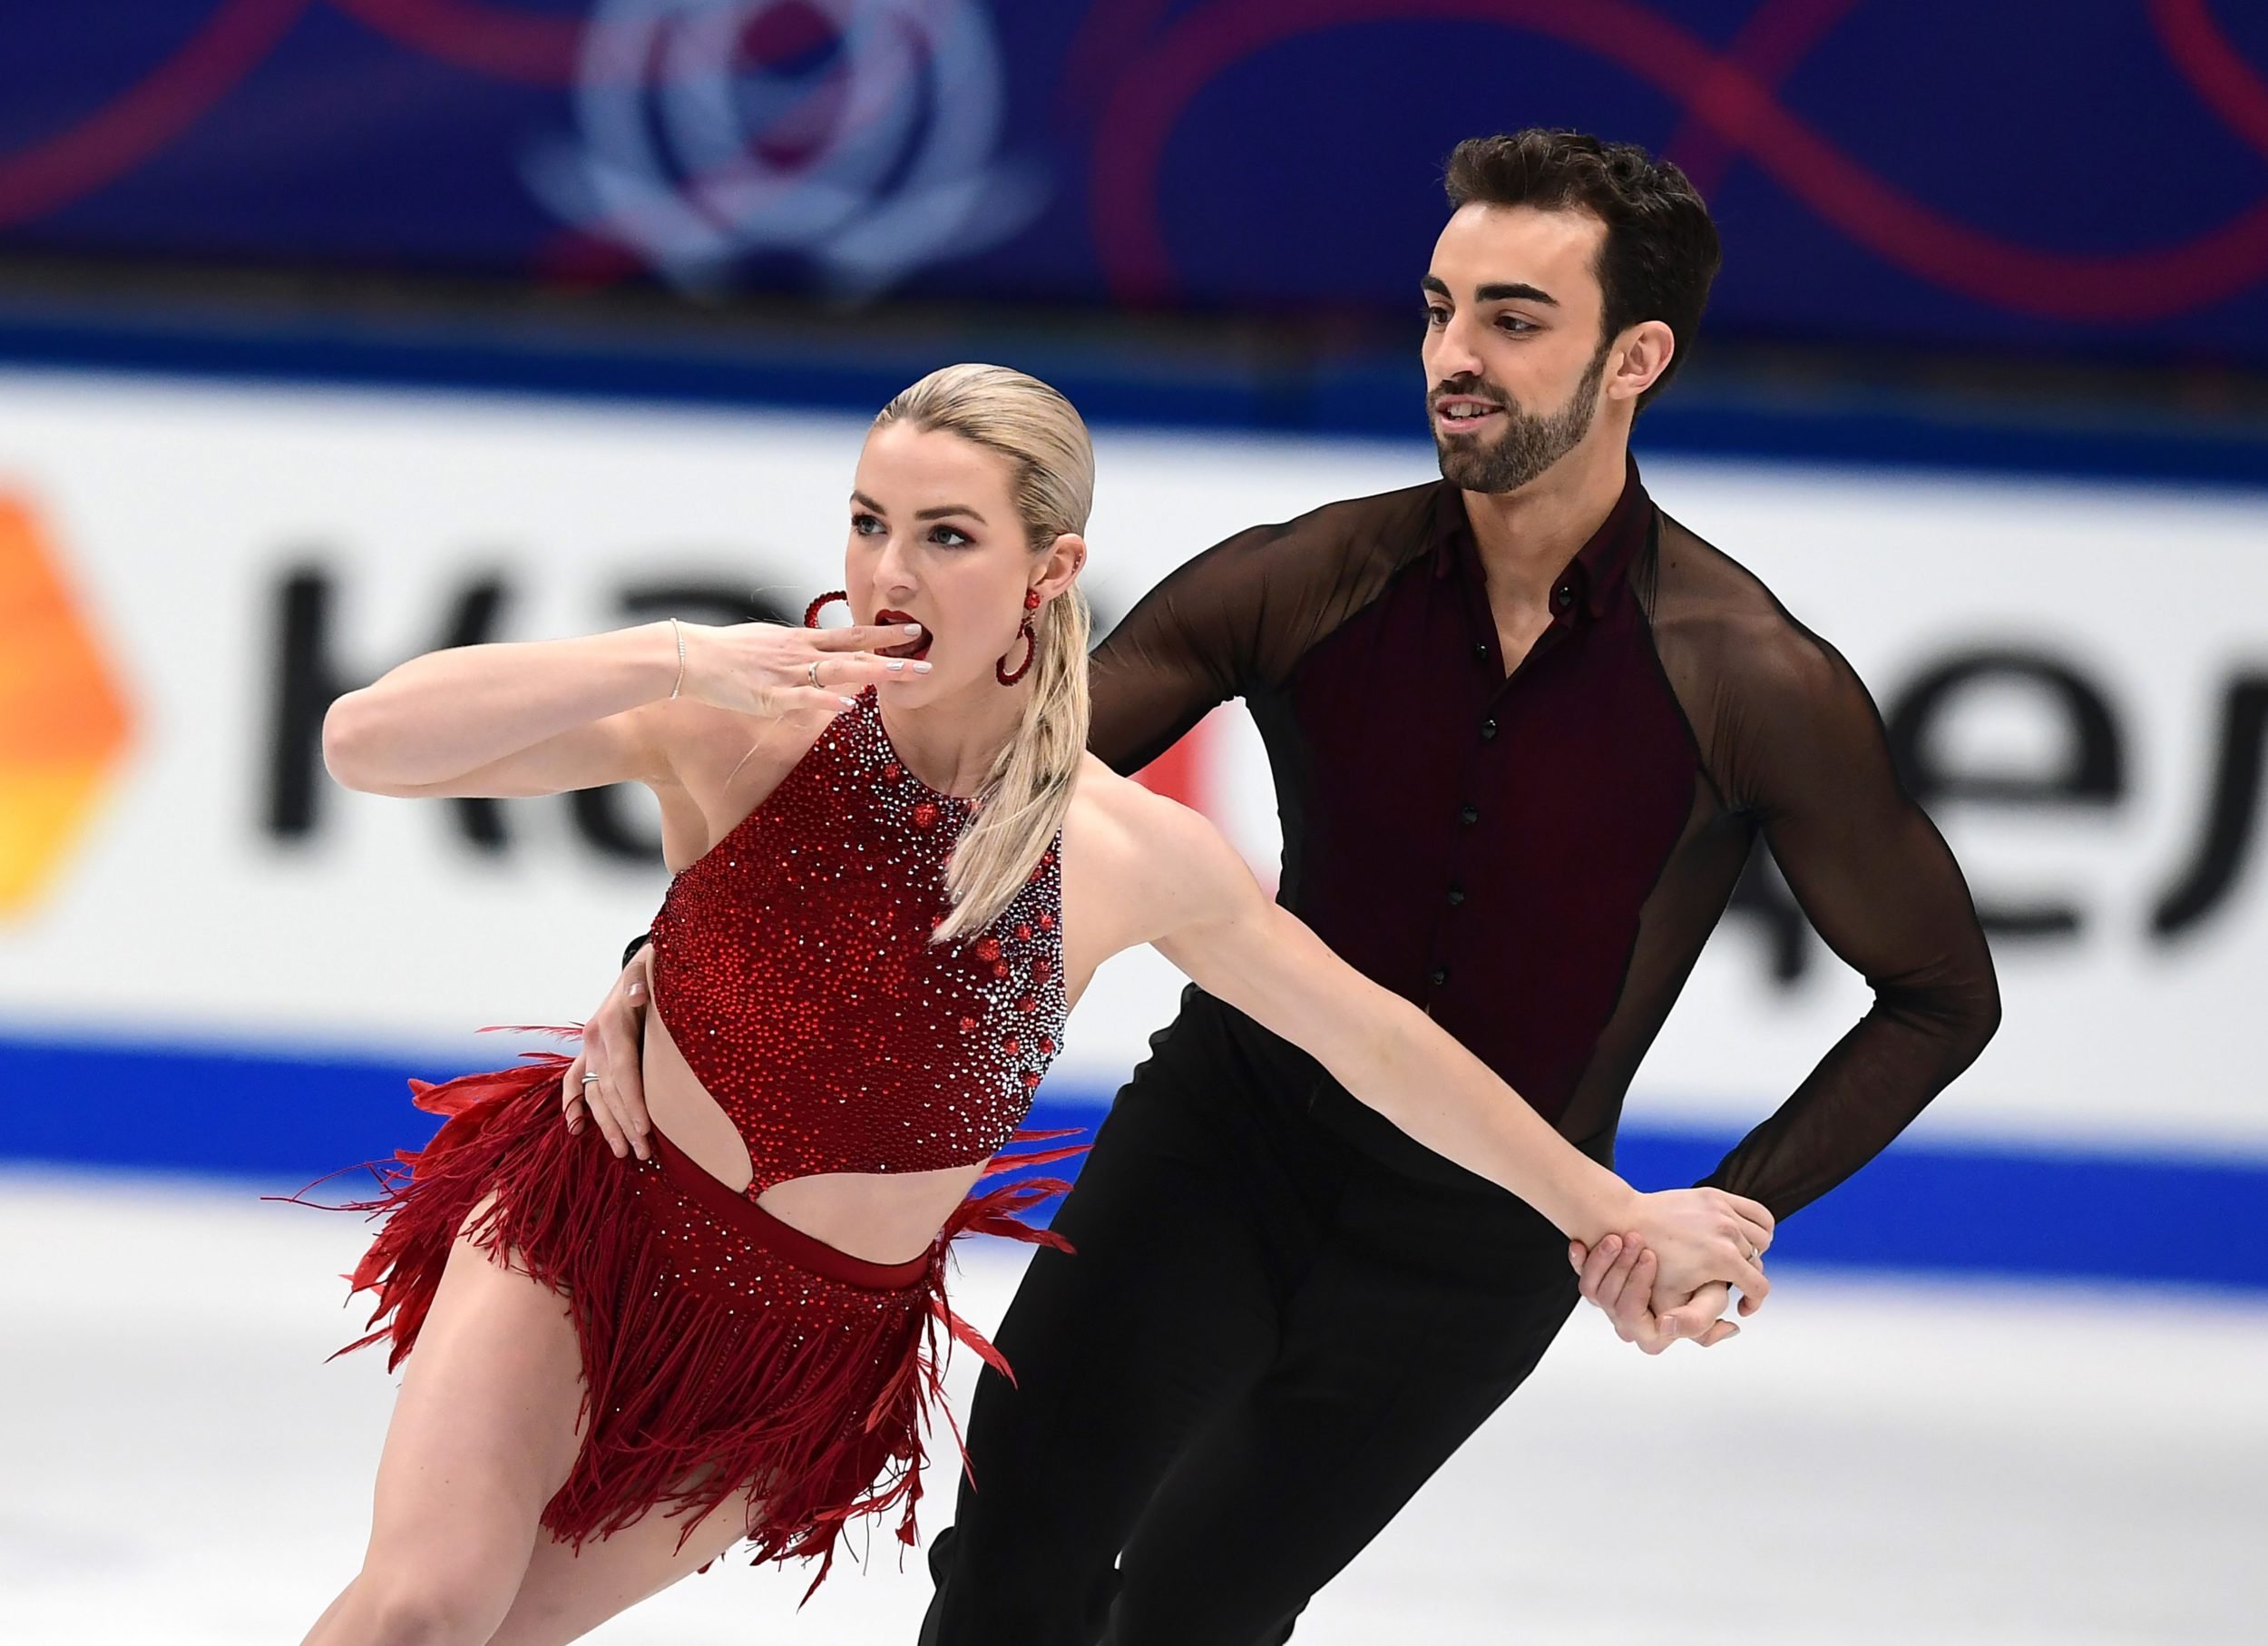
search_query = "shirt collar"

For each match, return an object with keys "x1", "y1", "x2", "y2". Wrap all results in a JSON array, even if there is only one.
[{"x1": 1431, "y1": 452, "x2": 1651, "y2": 622}]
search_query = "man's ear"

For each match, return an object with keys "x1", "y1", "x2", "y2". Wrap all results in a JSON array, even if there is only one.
[{"x1": 1607, "y1": 320, "x2": 1676, "y2": 404}]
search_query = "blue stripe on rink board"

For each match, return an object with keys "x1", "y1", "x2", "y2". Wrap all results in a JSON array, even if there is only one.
[{"x1": 5, "y1": 1028, "x2": 2263, "y2": 1290}]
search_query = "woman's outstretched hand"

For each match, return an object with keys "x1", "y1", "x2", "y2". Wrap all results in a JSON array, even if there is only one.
[
  {"x1": 679, "y1": 620, "x2": 932, "y2": 719},
  {"x1": 562, "y1": 946, "x2": 656, "y2": 1161},
  {"x1": 1617, "y1": 1187, "x2": 1774, "y2": 1304}
]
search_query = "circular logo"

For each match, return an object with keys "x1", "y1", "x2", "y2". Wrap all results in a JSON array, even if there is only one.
[{"x1": 530, "y1": 0, "x2": 1046, "y2": 294}]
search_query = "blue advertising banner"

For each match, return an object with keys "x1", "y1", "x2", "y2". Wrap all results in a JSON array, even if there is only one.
[{"x1": 1, "y1": 2, "x2": 2264, "y2": 364}]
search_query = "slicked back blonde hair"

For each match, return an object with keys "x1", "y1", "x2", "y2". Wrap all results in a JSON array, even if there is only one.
[{"x1": 874, "y1": 364, "x2": 1094, "y2": 942}]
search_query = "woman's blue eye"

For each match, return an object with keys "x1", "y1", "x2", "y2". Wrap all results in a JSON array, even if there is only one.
[
  {"x1": 932, "y1": 525, "x2": 972, "y2": 547},
  {"x1": 851, "y1": 513, "x2": 883, "y2": 534}
]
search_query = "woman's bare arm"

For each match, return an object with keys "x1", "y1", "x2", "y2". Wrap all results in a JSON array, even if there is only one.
[
  {"x1": 1068, "y1": 769, "x2": 1773, "y2": 1313},
  {"x1": 322, "y1": 618, "x2": 925, "y2": 799}
]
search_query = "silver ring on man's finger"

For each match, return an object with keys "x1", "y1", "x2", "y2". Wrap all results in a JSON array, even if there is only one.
[{"x1": 807, "y1": 659, "x2": 823, "y2": 689}]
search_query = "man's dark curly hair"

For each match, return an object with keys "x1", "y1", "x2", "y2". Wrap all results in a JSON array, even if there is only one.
[{"x1": 1444, "y1": 131, "x2": 1721, "y2": 411}]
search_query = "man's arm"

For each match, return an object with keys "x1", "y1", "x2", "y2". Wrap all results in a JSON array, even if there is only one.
[
  {"x1": 1701, "y1": 626, "x2": 2002, "y2": 1220},
  {"x1": 1086, "y1": 522, "x2": 1281, "y2": 773}
]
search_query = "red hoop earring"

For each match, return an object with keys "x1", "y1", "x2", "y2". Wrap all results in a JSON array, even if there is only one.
[
  {"x1": 996, "y1": 589, "x2": 1042, "y2": 686},
  {"x1": 803, "y1": 590, "x2": 848, "y2": 629}
]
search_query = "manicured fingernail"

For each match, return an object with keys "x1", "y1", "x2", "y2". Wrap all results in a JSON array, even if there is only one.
[
  {"x1": 912, "y1": 661, "x2": 933, "y2": 672},
  {"x1": 886, "y1": 659, "x2": 906, "y2": 671},
  {"x1": 904, "y1": 622, "x2": 924, "y2": 633},
  {"x1": 839, "y1": 695, "x2": 858, "y2": 707}
]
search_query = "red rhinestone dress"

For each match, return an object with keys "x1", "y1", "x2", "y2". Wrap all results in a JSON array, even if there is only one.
[
  {"x1": 322, "y1": 690, "x2": 1080, "y2": 1592},
  {"x1": 649, "y1": 685, "x2": 1070, "y2": 1190}
]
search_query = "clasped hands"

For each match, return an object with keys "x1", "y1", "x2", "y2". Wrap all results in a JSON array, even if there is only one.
[{"x1": 1569, "y1": 1221, "x2": 1768, "y2": 1355}]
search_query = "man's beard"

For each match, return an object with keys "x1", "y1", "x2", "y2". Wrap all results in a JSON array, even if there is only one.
[{"x1": 1431, "y1": 346, "x2": 1608, "y2": 494}]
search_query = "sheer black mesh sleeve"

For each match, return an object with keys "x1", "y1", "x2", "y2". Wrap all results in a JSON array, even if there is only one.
[
  {"x1": 1086, "y1": 485, "x2": 1442, "y2": 775},
  {"x1": 1693, "y1": 612, "x2": 2002, "y2": 1219}
]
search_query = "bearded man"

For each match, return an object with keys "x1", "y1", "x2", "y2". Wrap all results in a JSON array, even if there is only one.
[{"x1": 917, "y1": 127, "x2": 1998, "y2": 1643}]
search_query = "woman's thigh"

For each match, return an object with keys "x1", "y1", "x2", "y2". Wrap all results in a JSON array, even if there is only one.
[{"x1": 354, "y1": 1230, "x2": 589, "y2": 1623}]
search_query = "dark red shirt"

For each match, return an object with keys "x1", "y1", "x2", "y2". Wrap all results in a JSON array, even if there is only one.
[{"x1": 1089, "y1": 461, "x2": 1999, "y2": 1218}]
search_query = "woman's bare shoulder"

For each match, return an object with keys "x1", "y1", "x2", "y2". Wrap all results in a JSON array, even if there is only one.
[
  {"x1": 1063, "y1": 754, "x2": 1246, "y2": 928},
  {"x1": 1064, "y1": 751, "x2": 1178, "y2": 855}
]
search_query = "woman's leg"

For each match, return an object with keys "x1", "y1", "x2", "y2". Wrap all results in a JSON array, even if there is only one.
[
  {"x1": 306, "y1": 1230, "x2": 588, "y2": 1646},
  {"x1": 478, "y1": 1486, "x2": 760, "y2": 1646}
]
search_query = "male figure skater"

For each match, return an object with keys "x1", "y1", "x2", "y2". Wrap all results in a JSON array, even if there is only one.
[{"x1": 579, "y1": 130, "x2": 1999, "y2": 1642}]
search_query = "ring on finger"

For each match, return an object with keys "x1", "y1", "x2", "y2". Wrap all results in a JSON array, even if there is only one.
[
  {"x1": 807, "y1": 659, "x2": 823, "y2": 689},
  {"x1": 582, "y1": 1073, "x2": 602, "y2": 1085}
]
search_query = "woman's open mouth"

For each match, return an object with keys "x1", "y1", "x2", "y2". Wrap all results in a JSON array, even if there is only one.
[{"x1": 875, "y1": 609, "x2": 934, "y2": 661}]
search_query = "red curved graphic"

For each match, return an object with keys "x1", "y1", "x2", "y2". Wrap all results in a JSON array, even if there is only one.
[
  {"x1": 1661, "y1": 0, "x2": 1862, "y2": 199},
  {"x1": 0, "y1": 0, "x2": 316, "y2": 229},
  {"x1": 1089, "y1": 0, "x2": 2268, "y2": 320},
  {"x1": 2154, "y1": 0, "x2": 2268, "y2": 161},
  {"x1": 1059, "y1": 0, "x2": 1179, "y2": 128}
]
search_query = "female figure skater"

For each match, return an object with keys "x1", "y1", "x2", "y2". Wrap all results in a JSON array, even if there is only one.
[{"x1": 306, "y1": 364, "x2": 1774, "y2": 1646}]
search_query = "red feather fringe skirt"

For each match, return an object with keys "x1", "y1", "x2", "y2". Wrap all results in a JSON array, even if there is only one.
[{"x1": 321, "y1": 1042, "x2": 1081, "y2": 1592}]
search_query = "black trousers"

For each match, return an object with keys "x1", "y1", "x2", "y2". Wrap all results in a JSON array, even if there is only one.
[{"x1": 920, "y1": 992, "x2": 1583, "y2": 1646}]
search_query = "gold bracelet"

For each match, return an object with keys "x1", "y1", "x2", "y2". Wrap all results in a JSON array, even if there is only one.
[{"x1": 668, "y1": 617, "x2": 686, "y2": 700}]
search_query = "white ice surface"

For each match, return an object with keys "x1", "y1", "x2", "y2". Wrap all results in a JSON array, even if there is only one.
[{"x1": 0, "y1": 1169, "x2": 2257, "y2": 1644}]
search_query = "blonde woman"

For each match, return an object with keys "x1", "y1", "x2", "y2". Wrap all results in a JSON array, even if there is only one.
[{"x1": 305, "y1": 365, "x2": 1773, "y2": 1646}]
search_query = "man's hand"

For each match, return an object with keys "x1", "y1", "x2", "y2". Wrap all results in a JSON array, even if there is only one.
[
  {"x1": 1567, "y1": 1234, "x2": 1753, "y2": 1353},
  {"x1": 562, "y1": 946, "x2": 655, "y2": 1161}
]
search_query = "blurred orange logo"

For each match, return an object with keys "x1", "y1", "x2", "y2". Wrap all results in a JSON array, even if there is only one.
[{"x1": 0, "y1": 493, "x2": 132, "y2": 917}]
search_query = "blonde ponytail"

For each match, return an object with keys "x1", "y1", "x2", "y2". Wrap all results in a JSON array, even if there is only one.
[{"x1": 871, "y1": 364, "x2": 1095, "y2": 943}]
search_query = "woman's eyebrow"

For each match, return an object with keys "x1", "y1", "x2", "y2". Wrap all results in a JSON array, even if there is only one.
[{"x1": 849, "y1": 491, "x2": 985, "y2": 523}]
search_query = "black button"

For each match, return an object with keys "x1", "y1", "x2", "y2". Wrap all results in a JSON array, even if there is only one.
[
  {"x1": 1481, "y1": 718, "x2": 1499, "y2": 740},
  {"x1": 1472, "y1": 641, "x2": 1490, "y2": 661},
  {"x1": 1431, "y1": 965, "x2": 1450, "y2": 987},
  {"x1": 1447, "y1": 887, "x2": 1466, "y2": 907},
  {"x1": 1459, "y1": 804, "x2": 1479, "y2": 825},
  {"x1": 1554, "y1": 585, "x2": 1575, "y2": 610}
]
